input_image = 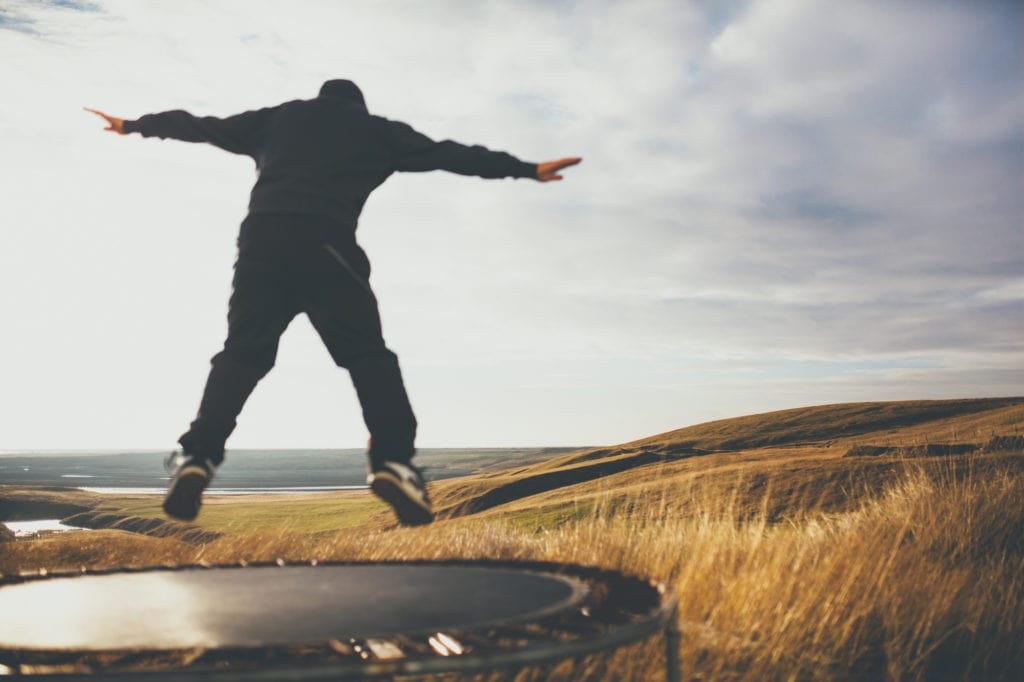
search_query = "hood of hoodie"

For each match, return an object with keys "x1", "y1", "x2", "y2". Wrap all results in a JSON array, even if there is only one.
[{"x1": 318, "y1": 79, "x2": 367, "y2": 111}]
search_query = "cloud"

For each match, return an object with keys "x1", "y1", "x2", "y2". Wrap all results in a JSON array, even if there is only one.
[
  {"x1": 0, "y1": 0, "x2": 1020, "y2": 449},
  {"x1": 0, "y1": 10, "x2": 37, "y2": 35},
  {"x1": 0, "y1": 0, "x2": 101, "y2": 38}
]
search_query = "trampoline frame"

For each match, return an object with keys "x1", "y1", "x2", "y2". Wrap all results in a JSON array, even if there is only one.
[{"x1": 0, "y1": 559, "x2": 680, "y2": 681}]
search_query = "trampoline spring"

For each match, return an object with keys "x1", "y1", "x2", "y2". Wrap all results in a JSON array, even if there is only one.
[
  {"x1": 328, "y1": 639, "x2": 353, "y2": 656},
  {"x1": 392, "y1": 634, "x2": 437, "y2": 657},
  {"x1": 364, "y1": 638, "x2": 405, "y2": 660}
]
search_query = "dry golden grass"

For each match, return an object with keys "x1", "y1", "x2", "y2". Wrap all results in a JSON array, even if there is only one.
[
  {"x1": 3, "y1": 398, "x2": 1023, "y2": 680},
  {"x1": 2, "y1": 529, "x2": 193, "y2": 570}
]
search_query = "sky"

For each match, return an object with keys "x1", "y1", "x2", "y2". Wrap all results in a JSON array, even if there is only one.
[{"x1": 0, "y1": 0, "x2": 1021, "y2": 451}]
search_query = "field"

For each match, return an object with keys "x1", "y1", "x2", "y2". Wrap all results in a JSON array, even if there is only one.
[{"x1": 3, "y1": 397, "x2": 1024, "y2": 680}]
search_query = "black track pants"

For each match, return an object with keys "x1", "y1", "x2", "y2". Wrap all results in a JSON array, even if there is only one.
[{"x1": 178, "y1": 214, "x2": 417, "y2": 467}]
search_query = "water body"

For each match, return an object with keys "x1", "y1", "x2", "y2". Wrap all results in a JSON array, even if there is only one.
[
  {"x1": 77, "y1": 485, "x2": 370, "y2": 495},
  {"x1": 0, "y1": 447, "x2": 577, "y2": 492},
  {"x1": 4, "y1": 519, "x2": 82, "y2": 537}
]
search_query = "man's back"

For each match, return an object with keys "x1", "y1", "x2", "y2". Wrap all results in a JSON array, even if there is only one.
[{"x1": 250, "y1": 96, "x2": 393, "y2": 226}]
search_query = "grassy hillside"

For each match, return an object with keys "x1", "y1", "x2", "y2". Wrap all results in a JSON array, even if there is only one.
[
  {"x1": 430, "y1": 397, "x2": 1024, "y2": 524},
  {"x1": 2, "y1": 397, "x2": 1023, "y2": 680}
]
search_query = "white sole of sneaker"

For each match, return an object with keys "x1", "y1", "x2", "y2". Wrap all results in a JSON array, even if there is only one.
[
  {"x1": 163, "y1": 465, "x2": 210, "y2": 522},
  {"x1": 370, "y1": 471, "x2": 434, "y2": 526}
]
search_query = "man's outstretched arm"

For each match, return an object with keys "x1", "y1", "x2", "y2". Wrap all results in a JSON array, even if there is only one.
[
  {"x1": 84, "y1": 106, "x2": 272, "y2": 159},
  {"x1": 385, "y1": 119, "x2": 581, "y2": 182}
]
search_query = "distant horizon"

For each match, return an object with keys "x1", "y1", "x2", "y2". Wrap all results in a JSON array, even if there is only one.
[
  {"x1": 0, "y1": 445, "x2": 591, "y2": 456},
  {"x1": 0, "y1": 446, "x2": 569, "y2": 491},
  {"x1": 4, "y1": 394, "x2": 1022, "y2": 453}
]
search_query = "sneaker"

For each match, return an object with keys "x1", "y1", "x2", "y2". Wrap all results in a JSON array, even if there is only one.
[
  {"x1": 163, "y1": 452, "x2": 215, "y2": 521},
  {"x1": 368, "y1": 461, "x2": 434, "y2": 526}
]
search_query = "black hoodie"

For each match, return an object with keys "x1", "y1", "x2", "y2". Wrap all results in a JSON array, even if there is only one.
[{"x1": 122, "y1": 79, "x2": 538, "y2": 226}]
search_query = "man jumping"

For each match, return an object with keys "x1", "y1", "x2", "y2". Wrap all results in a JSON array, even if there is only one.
[{"x1": 86, "y1": 79, "x2": 580, "y2": 526}]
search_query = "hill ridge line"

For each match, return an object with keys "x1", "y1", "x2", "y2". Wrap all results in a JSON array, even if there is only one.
[{"x1": 439, "y1": 397, "x2": 1024, "y2": 519}]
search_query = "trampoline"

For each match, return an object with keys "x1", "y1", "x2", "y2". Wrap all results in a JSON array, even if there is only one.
[{"x1": 0, "y1": 560, "x2": 679, "y2": 680}]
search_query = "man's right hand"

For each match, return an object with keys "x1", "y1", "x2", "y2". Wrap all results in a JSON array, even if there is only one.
[
  {"x1": 536, "y1": 157, "x2": 582, "y2": 182},
  {"x1": 84, "y1": 107, "x2": 126, "y2": 135}
]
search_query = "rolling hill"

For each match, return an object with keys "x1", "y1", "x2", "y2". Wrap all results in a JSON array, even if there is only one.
[{"x1": 431, "y1": 397, "x2": 1024, "y2": 525}]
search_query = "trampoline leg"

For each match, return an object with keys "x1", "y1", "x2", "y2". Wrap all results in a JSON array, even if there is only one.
[{"x1": 665, "y1": 610, "x2": 681, "y2": 682}]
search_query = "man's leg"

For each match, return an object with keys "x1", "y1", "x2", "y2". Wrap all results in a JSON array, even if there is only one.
[
  {"x1": 309, "y1": 299, "x2": 419, "y2": 468},
  {"x1": 305, "y1": 240, "x2": 430, "y2": 525},
  {"x1": 166, "y1": 226, "x2": 298, "y2": 520},
  {"x1": 348, "y1": 349, "x2": 418, "y2": 467},
  {"x1": 178, "y1": 263, "x2": 297, "y2": 465},
  {"x1": 305, "y1": 241, "x2": 417, "y2": 466},
  {"x1": 176, "y1": 351, "x2": 274, "y2": 466}
]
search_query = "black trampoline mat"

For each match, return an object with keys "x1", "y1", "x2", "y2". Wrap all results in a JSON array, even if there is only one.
[{"x1": 0, "y1": 564, "x2": 588, "y2": 650}]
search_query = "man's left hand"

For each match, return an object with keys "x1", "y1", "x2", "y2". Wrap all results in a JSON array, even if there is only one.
[{"x1": 84, "y1": 107, "x2": 126, "y2": 135}]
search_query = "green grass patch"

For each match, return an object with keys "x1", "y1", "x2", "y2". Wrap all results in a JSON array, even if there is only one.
[{"x1": 501, "y1": 498, "x2": 599, "y2": 533}]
